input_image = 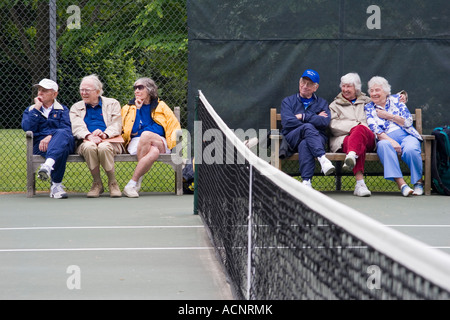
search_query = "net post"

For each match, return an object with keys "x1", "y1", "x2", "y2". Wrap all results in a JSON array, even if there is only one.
[
  {"x1": 246, "y1": 164, "x2": 253, "y2": 300},
  {"x1": 193, "y1": 94, "x2": 199, "y2": 215},
  {"x1": 49, "y1": 0, "x2": 57, "y2": 81}
]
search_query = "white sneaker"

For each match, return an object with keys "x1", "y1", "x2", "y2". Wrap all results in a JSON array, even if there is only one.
[
  {"x1": 302, "y1": 179, "x2": 312, "y2": 188},
  {"x1": 320, "y1": 158, "x2": 335, "y2": 176},
  {"x1": 401, "y1": 184, "x2": 414, "y2": 197},
  {"x1": 343, "y1": 152, "x2": 357, "y2": 172},
  {"x1": 38, "y1": 164, "x2": 53, "y2": 181},
  {"x1": 413, "y1": 183, "x2": 424, "y2": 196},
  {"x1": 123, "y1": 184, "x2": 139, "y2": 198},
  {"x1": 353, "y1": 184, "x2": 371, "y2": 197},
  {"x1": 50, "y1": 184, "x2": 68, "y2": 199}
]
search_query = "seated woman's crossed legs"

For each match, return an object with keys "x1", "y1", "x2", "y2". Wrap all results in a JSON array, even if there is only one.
[{"x1": 124, "y1": 131, "x2": 167, "y2": 198}]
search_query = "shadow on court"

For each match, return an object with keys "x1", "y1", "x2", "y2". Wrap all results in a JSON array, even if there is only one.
[{"x1": 0, "y1": 193, "x2": 233, "y2": 300}]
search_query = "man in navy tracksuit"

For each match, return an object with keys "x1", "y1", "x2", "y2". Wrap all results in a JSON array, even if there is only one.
[
  {"x1": 22, "y1": 79, "x2": 75, "y2": 198},
  {"x1": 280, "y1": 69, "x2": 335, "y2": 188}
]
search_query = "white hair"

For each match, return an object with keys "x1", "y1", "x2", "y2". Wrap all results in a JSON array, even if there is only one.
[
  {"x1": 368, "y1": 76, "x2": 391, "y2": 95},
  {"x1": 81, "y1": 74, "x2": 104, "y2": 95},
  {"x1": 340, "y1": 73, "x2": 362, "y2": 95}
]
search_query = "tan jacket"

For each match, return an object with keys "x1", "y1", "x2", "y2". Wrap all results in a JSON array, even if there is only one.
[
  {"x1": 70, "y1": 96, "x2": 122, "y2": 140},
  {"x1": 329, "y1": 92, "x2": 373, "y2": 153}
]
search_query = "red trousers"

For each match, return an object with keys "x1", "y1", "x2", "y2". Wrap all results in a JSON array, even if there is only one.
[{"x1": 341, "y1": 125, "x2": 376, "y2": 174}]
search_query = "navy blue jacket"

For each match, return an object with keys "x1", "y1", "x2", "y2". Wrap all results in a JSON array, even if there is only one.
[
  {"x1": 21, "y1": 101, "x2": 72, "y2": 146},
  {"x1": 280, "y1": 93, "x2": 331, "y2": 146}
]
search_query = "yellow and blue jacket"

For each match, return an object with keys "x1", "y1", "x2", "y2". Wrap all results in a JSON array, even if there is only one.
[{"x1": 121, "y1": 99, "x2": 181, "y2": 150}]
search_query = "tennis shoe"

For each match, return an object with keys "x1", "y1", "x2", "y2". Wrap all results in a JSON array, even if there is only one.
[
  {"x1": 320, "y1": 158, "x2": 335, "y2": 176},
  {"x1": 413, "y1": 183, "x2": 424, "y2": 196},
  {"x1": 123, "y1": 184, "x2": 139, "y2": 198},
  {"x1": 37, "y1": 164, "x2": 53, "y2": 181},
  {"x1": 302, "y1": 179, "x2": 312, "y2": 189},
  {"x1": 50, "y1": 184, "x2": 68, "y2": 199},
  {"x1": 401, "y1": 184, "x2": 414, "y2": 197},
  {"x1": 343, "y1": 152, "x2": 356, "y2": 172},
  {"x1": 353, "y1": 184, "x2": 371, "y2": 197}
]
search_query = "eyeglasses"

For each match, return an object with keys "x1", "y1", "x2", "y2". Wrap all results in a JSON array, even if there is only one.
[
  {"x1": 134, "y1": 85, "x2": 145, "y2": 91},
  {"x1": 80, "y1": 88, "x2": 94, "y2": 93},
  {"x1": 299, "y1": 79, "x2": 317, "y2": 89}
]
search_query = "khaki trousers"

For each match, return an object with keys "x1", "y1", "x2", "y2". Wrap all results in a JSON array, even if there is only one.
[{"x1": 77, "y1": 141, "x2": 124, "y2": 171}]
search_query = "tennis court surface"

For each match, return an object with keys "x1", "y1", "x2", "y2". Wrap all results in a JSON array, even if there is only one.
[
  {"x1": 0, "y1": 192, "x2": 233, "y2": 300},
  {"x1": 1, "y1": 190, "x2": 449, "y2": 300}
]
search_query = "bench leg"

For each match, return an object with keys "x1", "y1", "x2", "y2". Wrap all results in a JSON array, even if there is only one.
[
  {"x1": 175, "y1": 164, "x2": 183, "y2": 196},
  {"x1": 27, "y1": 162, "x2": 35, "y2": 198},
  {"x1": 424, "y1": 141, "x2": 432, "y2": 195}
]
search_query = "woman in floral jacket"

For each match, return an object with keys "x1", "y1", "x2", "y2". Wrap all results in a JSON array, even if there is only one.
[{"x1": 365, "y1": 76, "x2": 423, "y2": 197}]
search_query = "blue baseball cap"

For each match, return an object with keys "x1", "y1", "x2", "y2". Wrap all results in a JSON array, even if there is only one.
[{"x1": 301, "y1": 69, "x2": 320, "y2": 84}]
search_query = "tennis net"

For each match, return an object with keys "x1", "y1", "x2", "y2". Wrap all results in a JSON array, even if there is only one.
[{"x1": 194, "y1": 90, "x2": 450, "y2": 300}]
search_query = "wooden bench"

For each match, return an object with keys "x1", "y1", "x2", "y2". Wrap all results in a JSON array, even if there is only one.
[
  {"x1": 270, "y1": 108, "x2": 435, "y2": 195},
  {"x1": 26, "y1": 107, "x2": 185, "y2": 197}
]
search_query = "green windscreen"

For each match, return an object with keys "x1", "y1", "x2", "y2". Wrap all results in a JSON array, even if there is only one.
[{"x1": 187, "y1": 0, "x2": 449, "y2": 133}]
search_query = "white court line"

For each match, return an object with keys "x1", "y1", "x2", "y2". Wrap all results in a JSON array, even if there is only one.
[
  {"x1": 0, "y1": 247, "x2": 214, "y2": 253},
  {"x1": 0, "y1": 225, "x2": 205, "y2": 231},
  {"x1": 386, "y1": 225, "x2": 450, "y2": 227}
]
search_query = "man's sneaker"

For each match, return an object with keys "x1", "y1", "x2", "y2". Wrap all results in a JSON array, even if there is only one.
[
  {"x1": 320, "y1": 158, "x2": 335, "y2": 176},
  {"x1": 413, "y1": 183, "x2": 424, "y2": 196},
  {"x1": 38, "y1": 164, "x2": 52, "y2": 181},
  {"x1": 123, "y1": 184, "x2": 139, "y2": 198},
  {"x1": 302, "y1": 179, "x2": 312, "y2": 189},
  {"x1": 401, "y1": 184, "x2": 414, "y2": 197},
  {"x1": 50, "y1": 184, "x2": 68, "y2": 199},
  {"x1": 343, "y1": 152, "x2": 357, "y2": 172},
  {"x1": 353, "y1": 184, "x2": 371, "y2": 197}
]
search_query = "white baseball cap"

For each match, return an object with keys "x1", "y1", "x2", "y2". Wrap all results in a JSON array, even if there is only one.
[{"x1": 34, "y1": 78, "x2": 58, "y2": 92}]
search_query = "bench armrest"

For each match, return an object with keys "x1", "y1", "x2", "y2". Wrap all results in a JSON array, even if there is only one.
[{"x1": 422, "y1": 134, "x2": 435, "y2": 141}]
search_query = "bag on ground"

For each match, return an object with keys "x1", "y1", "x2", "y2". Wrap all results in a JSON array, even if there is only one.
[{"x1": 431, "y1": 125, "x2": 450, "y2": 195}]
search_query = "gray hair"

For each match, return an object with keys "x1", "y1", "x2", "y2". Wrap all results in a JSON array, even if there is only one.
[
  {"x1": 368, "y1": 76, "x2": 391, "y2": 95},
  {"x1": 81, "y1": 74, "x2": 104, "y2": 95},
  {"x1": 340, "y1": 73, "x2": 362, "y2": 95},
  {"x1": 134, "y1": 77, "x2": 158, "y2": 100}
]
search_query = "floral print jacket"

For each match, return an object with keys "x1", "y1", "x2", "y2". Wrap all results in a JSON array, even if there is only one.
[{"x1": 364, "y1": 94, "x2": 423, "y2": 141}]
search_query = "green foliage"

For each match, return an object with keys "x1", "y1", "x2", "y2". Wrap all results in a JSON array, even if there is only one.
[{"x1": 55, "y1": 0, "x2": 187, "y2": 108}]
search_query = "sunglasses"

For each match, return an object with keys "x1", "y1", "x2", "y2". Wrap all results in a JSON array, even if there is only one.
[{"x1": 134, "y1": 85, "x2": 146, "y2": 91}]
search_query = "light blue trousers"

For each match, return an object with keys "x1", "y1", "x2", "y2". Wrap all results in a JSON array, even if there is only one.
[{"x1": 376, "y1": 129, "x2": 422, "y2": 185}]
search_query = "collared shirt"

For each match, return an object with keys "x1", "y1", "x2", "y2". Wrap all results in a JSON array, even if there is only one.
[
  {"x1": 84, "y1": 98, "x2": 107, "y2": 132},
  {"x1": 41, "y1": 105, "x2": 53, "y2": 118},
  {"x1": 131, "y1": 101, "x2": 165, "y2": 138},
  {"x1": 300, "y1": 96, "x2": 314, "y2": 109}
]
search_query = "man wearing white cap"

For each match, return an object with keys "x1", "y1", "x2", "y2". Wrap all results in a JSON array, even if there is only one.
[{"x1": 21, "y1": 78, "x2": 75, "y2": 198}]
